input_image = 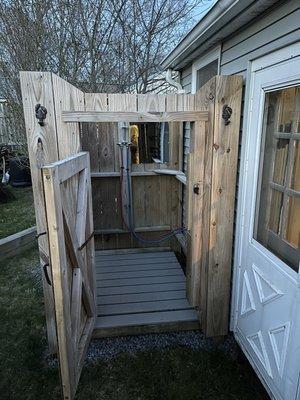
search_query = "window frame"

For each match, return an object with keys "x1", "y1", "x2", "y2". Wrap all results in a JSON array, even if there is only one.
[
  {"x1": 253, "y1": 87, "x2": 300, "y2": 271},
  {"x1": 130, "y1": 122, "x2": 169, "y2": 165},
  {"x1": 191, "y1": 46, "x2": 221, "y2": 94}
]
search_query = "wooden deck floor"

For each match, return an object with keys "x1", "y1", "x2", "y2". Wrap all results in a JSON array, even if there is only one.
[{"x1": 93, "y1": 250, "x2": 199, "y2": 338}]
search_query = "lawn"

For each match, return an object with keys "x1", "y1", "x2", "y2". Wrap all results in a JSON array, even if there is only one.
[
  {"x1": 0, "y1": 186, "x2": 35, "y2": 239},
  {"x1": 0, "y1": 248, "x2": 269, "y2": 400}
]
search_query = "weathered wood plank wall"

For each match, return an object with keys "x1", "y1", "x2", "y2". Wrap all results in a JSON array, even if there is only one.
[
  {"x1": 82, "y1": 93, "x2": 186, "y2": 250},
  {"x1": 21, "y1": 72, "x2": 242, "y2": 348},
  {"x1": 186, "y1": 75, "x2": 243, "y2": 337},
  {"x1": 20, "y1": 72, "x2": 84, "y2": 353}
]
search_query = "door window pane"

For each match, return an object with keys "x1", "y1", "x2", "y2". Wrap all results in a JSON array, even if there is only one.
[
  {"x1": 278, "y1": 87, "x2": 300, "y2": 133},
  {"x1": 254, "y1": 86, "x2": 300, "y2": 271},
  {"x1": 285, "y1": 196, "x2": 300, "y2": 248},
  {"x1": 273, "y1": 139, "x2": 289, "y2": 185},
  {"x1": 290, "y1": 141, "x2": 300, "y2": 191},
  {"x1": 268, "y1": 190, "x2": 283, "y2": 234}
]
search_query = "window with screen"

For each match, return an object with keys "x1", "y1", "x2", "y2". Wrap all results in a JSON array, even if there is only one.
[{"x1": 196, "y1": 59, "x2": 218, "y2": 90}]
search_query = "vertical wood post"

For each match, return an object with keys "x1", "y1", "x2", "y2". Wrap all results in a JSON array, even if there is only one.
[
  {"x1": 186, "y1": 77, "x2": 216, "y2": 309},
  {"x1": 186, "y1": 121, "x2": 207, "y2": 306},
  {"x1": 20, "y1": 72, "x2": 84, "y2": 353},
  {"x1": 186, "y1": 75, "x2": 243, "y2": 337},
  {"x1": 206, "y1": 75, "x2": 243, "y2": 336}
]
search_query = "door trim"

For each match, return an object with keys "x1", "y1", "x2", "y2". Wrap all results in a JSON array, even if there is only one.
[
  {"x1": 231, "y1": 42, "x2": 300, "y2": 332},
  {"x1": 231, "y1": 40, "x2": 300, "y2": 400}
]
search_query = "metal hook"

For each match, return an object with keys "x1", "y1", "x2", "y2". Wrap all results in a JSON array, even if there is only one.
[
  {"x1": 222, "y1": 105, "x2": 232, "y2": 126},
  {"x1": 36, "y1": 231, "x2": 47, "y2": 239},
  {"x1": 42, "y1": 263, "x2": 52, "y2": 286},
  {"x1": 35, "y1": 104, "x2": 48, "y2": 126}
]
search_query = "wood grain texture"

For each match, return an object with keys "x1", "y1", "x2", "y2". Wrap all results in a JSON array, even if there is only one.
[
  {"x1": 185, "y1": 75, "x2": 243, "y2": 337},
  {"x1": 137, "y1": 94, "x2": 166, "y2": 112},
  {"x1": 82, "y1": 92, "x2": 198, "y2": 251},
  {"x1": 21, "y1": 73, "x2": 93, "y2": 353},
  {"x1": 206, "y1": 75, "x2": 243, "y2": 336},
  {"x1": 194, "y1": 77, "x2": 216, "y2": 331},
  {"x1": 62, "y1": 110, "x2": 208, "y2": 123},
  {"x1": 20, "y1": 71, "x2": 59, "y2": 353},
  {"x1": 43, "y1": 164, "x2": 75, "y2": 400},
  {"x1": 85, "y1": 93, "x2": 107, "y2": 111},
  {"x1": 186, "y1": 121, "x2": 207, "y2": 306},
  {"x1": 42, "y1": 152, "x2": 96, "y2": 400},
  {"x1": 51, "y1": 74, "x2": 84, "y2": 159}
]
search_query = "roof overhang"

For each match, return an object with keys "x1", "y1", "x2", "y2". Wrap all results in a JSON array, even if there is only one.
[{"x1": 162, "y1": 0, "x2": 280, "y2": 70}]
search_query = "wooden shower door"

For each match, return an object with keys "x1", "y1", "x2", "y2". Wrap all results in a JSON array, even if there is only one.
[{"x1": 42, "y1": 152, "x2": 96, "y2": 400}]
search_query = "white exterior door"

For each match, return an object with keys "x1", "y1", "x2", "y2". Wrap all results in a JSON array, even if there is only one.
[{"x1": 232, "y1": 44, "x2": 300, "y2": 400}]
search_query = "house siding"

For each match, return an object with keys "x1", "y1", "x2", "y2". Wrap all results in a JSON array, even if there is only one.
[
  {"x1": 180, "y1": 0, "x2": 300, "y2": 91},
  {"x1": 220, "y1": 0, "x2": 299, "y2": 76},
  {"x1": 179, "y1": 0, "x2": 299, "y2": 229},
  {"x1": 181, "y1": 67, "x2": 192, "y2": 227}
]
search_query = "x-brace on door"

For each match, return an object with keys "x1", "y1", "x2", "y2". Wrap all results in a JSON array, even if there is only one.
[{"x1": 42, "y1": 152, "x2": 96, "y2": 400}]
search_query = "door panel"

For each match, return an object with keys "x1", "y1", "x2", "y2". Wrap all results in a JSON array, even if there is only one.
[
  {"x1": 233, "y1": 49, "x2": 300, "y2": 400},
  {"x1": 42, "y1": 152, "x2": 96, "y2": 400},
  {"x1": 237, "y1": 246, "x2": 296, "y2": 391}
]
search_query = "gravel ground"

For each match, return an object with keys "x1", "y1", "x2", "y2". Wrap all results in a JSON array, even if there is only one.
[
  {"x1": 30, "y1": 263, "x2": 240, "y2": 367},
  {"x1": 45, "y1": 330, "x2": 239, "y2": 368},
  {"x1": 85, "y1": 331, "x2": 239, "y2": 364}
]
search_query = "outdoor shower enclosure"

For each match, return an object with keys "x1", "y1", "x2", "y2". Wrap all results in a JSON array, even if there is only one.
[{"x1": 20, "y1": 71, "x2": 242, "y2": 399}]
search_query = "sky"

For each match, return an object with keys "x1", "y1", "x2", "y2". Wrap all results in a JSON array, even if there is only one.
[{"x1": 193, "y1": 0, "x2": 218, "y2": 21}]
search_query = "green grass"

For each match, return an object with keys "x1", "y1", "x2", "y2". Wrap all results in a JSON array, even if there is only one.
[
  {"x1": 0, "y1": 248, "x2": 268, "y2": 400},
  {"x1": 0, "y1": 186, "x2": 35, "y2": 239}
]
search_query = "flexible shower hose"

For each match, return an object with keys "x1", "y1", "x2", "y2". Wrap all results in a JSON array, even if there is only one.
[{"x1": 119, "y1": 145, "x2": 186, "y2": 244}]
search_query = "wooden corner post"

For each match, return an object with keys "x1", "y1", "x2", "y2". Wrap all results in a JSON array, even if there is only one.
[
  {"x1": 20, "y1": 72, "x2": 84, "y2": 353},
  {"x1": 186, "y1": 75, "x2": 243, "y2": 337}
]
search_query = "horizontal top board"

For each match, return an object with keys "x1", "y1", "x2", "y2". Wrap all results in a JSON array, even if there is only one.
[{"x1": 62, "y1": 111, "x2": 208, "y2": 123}]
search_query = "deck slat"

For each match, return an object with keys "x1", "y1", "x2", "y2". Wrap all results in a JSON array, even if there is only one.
[
  {"x1": 95, "y1": 251, "x2": 175, "y2": 261},
  {"x1": 97, "y1": 275, "x2": 184, "y2": 287},
  {"x1": 97, "y1": 289, "x2": 187, "y2": 305},
  {"x1": 94, "y1": 250, "x2": 198, "y2": 337},
  {"x1": 98, "y1": 298, "x2": 192, "y2": 316},
  {"x1": 97, "y1": 268, "x2": 183, "y2": 280},
  {"x1": 96, "y1": 256, "x2": 177, "y2": 267},
  {"x1": 95, "y1": 309, "x2": 198, "y2": 329},
  {"x1": 95, "y1": 247, "x2": 171, "y2": 256},
  {"x1": 97, "y1": 281, "x2": 186, "y2": 295},
  {"x1": 97, "y1": 261, "x2": 179, "y2": 273}
]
